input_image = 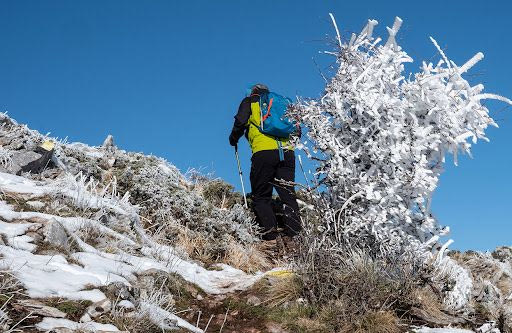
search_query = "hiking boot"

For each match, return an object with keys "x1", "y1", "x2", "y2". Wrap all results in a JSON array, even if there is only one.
[
  {"x1": 260, "y1": 238, "x2": 279, "y2": 254},
  {"x1": 259, "y1": 238, "x2": 283, "y2": 263}
]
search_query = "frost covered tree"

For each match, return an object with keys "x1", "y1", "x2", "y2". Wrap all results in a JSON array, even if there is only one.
[{"x1": 291, "y1": 15, "x2": 511, "y2": 258}]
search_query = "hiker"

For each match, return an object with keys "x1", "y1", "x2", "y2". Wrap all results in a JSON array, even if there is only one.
[{"x1": 229, "y1": 83, "x2": 301, "y2": 247}]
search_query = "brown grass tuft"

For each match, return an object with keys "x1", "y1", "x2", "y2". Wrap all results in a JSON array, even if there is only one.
[
  {"x1": 294, "y1": 317, "x2": 330, "y2": 332},
  {"x1": 223, "y1": 240, "x2": 272, "y2": 274},
  {"x1": 263, "y1": 274, "x2": 303, "y2": 308},
  {"x1": 341, "y1": 310, "x2": 401, "y2": 333},
  {"x1": 175, "y1": 229, "x2": 214, "y2": 264}
]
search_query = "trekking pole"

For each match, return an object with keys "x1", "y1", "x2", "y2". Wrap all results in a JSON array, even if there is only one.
[
  {"x1": 298, "y1": 154, "x2": 311, "y2": 191},
  {"x1": 234, "y1": 145, "x2": 248, "y2": 208}
]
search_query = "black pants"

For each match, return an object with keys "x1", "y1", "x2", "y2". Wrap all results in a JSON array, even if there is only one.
[{"x1": 250, "y1": 150, "x2": 301, "y2": 240}]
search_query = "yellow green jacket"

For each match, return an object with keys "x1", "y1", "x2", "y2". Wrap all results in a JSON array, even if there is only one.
[
  {"x1": 229, "y1": 94, "x2": 293, "y2": 154},
  {"x1": 246, "y1": 97, "x2": 293, "y2": 154}
]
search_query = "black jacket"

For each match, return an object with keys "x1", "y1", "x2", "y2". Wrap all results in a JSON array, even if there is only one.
[{"x1": 228, "y1": 94, "x2": 261, "y2": 146}]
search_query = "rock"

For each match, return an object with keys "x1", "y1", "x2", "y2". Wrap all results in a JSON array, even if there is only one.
[
  {"x1": 14, "y1": 299, "x2": 67, "y2": 318},
  {"x1": 102, "y1": 135, "x2": 115, "y2": 150},
  {"x1": 10, "y1": 151, "x2": 42, "y2": 174},
  {"x1": 43, "y1": 218, "x2": 69, "y2": 251},
  {"x1": 86, "y1": 299, "x2": 111, "y2": 318},
  {"x1": 196, "y1": 294, "x2": 203, "y2": 301},
  {"x1": 117, "y1": 300, "x2": 135, "y2": 310},
  {"x1": 80, "y1": 313, "x2": 92, "y2": 322}
]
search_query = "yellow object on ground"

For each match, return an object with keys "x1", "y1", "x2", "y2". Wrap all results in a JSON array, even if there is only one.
[
  {"x1": 40, "y1": 140, "x2": 55, "y2": 151},
  {"x1": 265, "y1": 269, "x2": 294, "y2": 278}
]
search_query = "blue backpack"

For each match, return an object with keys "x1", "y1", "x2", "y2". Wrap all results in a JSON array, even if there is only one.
[{"x1": 256, "y1": 91, "x2": 296, "y2": 139}]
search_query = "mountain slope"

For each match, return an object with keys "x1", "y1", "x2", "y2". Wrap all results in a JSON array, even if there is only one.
[
  {"x1": 0, "y1": 113, "x2": 510, "y2": 333},
  {"x1": 0, "y1": 114, "x2": 268, "y2": 332}
]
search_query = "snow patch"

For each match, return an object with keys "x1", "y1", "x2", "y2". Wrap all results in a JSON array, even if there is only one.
[{"x1": 36, "y1": 317, "x2": 119, "y2": 332}]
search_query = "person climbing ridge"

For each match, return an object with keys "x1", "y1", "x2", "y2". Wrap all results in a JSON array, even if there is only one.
[{"x1": 229, "y1": 83, "x2": 302, "y2": 251}]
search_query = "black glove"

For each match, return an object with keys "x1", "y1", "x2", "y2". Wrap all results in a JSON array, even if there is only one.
[{"x1": 229, "y1": 134, "x2": 238, "y2": 147}]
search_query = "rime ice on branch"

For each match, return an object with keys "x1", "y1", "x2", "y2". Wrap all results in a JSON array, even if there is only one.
[{"x1": 291, "y1": 15, "x2": 512, "y2": 255}]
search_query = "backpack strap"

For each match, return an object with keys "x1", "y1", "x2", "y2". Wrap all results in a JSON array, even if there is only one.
[
  {"x1": 261, "y1": 97, "x2": 274, "y2": 123},
  {"x1": 248, "y1": 93, "x2": 261, "y2": 130},
  {"x1": 249, "y1": 92, "x2": 272, "y2": 131},
  {"x1": 277, "y1": 140, "x2": 284, "y2": 161}
]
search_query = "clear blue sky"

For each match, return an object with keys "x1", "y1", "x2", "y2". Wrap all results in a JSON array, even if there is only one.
[{"x1": 0, "y1": 1, "x2": 510, "y2": 251}]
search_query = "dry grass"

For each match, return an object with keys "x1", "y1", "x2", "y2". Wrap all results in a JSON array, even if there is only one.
[
  {"x1": 188, "y1": 175, "x2": 243, "y2": 210},
  {"x1": 0, "y1": 270, "x2": 21, "y2": 296},
  {"x1": 497, "y1": 276, "x2": 512, "y2": 298},
  {"x1": 34, "y1": 241, "x2": 70, "y2": 257},
  {"x1": 75, "y1": 223, "x2": 103, "y2": 247},
  {"x1": 0, "y1": 269, "x2": 36, "y2": 332},
  {"x1": 176, "y1": 229, "x2": 215, "y2": 264},
  {"x1": 262, "y1": 274, "x2": 303, "y2": 308},
  {"x1": 174, "y1": 227, "x2": 270, "y2": 273},
  {"x1": 102, "y1": 304, "x2": 162, "y2": 333},
  {"x1": 341, "y1": 310, "x2": 401, "y2": 333},
  {"x1": 288, "y1": 245, "x2": 436, "y2": 331},
  {"x1": 408, "y1": 287, "x2": 446, "y2": 319},
  {"x1": 223, "y1": 240, "x2": 272, "y2": 274},
  {"x1": 315, "y1": 300, "x2": 402, "y2": 333},
  {"x1": 293, "y1": 317, "x2": 330, "y2": 333},
  {"x1": 297, "y1": 245, "x2": 425, "y2": 307},
  {"x1": 102, "y1": 274, "x2": 176, "y2": 333}
]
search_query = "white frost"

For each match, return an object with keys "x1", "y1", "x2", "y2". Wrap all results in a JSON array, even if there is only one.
[
  {"x1": 36, "y1": 317, "x2": 119, "y2": 332},
  {"x1": 0, "y1": 167, "x2": 262, "y2": 332},
  {"x1": 413, "y1": 327, "x2": 475, "y2": 333}
]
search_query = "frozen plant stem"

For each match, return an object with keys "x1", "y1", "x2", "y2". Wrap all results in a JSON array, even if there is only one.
[{"x1": 290, "y1": 14, "x2": 512, "y2": 311}]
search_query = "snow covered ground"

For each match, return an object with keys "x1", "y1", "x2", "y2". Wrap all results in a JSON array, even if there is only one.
[{"x1": 0, "y1": 171, "x2": 266, "y2": 332}]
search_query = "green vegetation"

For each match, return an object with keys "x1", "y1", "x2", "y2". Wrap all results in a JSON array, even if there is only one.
[{"x1": 44, "y1": 298, "x2": 92, "y2": 321}]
